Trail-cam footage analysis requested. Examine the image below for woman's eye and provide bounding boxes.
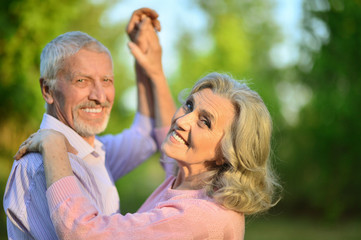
[201,118,211,128]
[185,100,193,112]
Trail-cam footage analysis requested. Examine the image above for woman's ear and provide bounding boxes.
[40,78,54,104]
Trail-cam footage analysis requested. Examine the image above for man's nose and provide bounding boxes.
[89,81,106,103]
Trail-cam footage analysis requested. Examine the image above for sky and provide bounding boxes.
[104,0,303,72]
[102,0,308,124]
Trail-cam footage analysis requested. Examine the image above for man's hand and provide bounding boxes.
[126,7,161,50]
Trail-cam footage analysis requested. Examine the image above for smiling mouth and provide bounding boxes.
[82,108,103,113]
[171,131,189,146]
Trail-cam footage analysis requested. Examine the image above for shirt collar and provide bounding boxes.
[40,113,103,159]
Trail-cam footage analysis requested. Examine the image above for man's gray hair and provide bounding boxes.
[40,31,112,89]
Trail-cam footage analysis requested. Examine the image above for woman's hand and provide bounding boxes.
[14,129,76,188]
[14,129,77,160]
[126,7,161,45]
[128,17,164,82]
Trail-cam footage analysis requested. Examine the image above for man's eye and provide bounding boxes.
[76,79,85,83]
[103,78,113,86]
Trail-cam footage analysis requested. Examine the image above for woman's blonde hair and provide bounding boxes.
[190,72,281,215]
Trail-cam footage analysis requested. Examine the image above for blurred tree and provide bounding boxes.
[0,0,128,153]
[278,0,361,220]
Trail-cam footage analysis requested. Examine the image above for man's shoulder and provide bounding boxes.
[3,152,46,215]
[4,152,45,197]
[15,152,45,176]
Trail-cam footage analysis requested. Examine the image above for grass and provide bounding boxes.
[245,215,361,240]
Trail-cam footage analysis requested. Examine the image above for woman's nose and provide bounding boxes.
[175,112,194,131]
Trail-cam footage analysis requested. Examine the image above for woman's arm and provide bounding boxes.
[46,175,243,240]
[14,129,75,188]
[126,8,160,119]
[128,17,176,128]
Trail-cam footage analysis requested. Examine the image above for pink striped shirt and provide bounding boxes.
[3,113,158,240]
[45,130,245,239]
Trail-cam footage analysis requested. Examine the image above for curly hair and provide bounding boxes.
[189,72,281,215]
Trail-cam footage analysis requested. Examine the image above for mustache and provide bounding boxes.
[75,101,111,109]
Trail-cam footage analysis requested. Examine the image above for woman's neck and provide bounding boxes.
[172,166,208,190]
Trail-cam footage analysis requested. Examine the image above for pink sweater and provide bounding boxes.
[46,175,245,239]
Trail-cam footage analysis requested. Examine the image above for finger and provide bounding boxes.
[139,8,160,31]
[127,8,159,34]
[140,13,160,31]
[126,18,139,34]
[135,17,153,52]
[64,139,78,155]
[128,42,146,66]
[13,150,21,160]
[143,21,161,50]
[126,12,142,35]
[68,145,78,155]
[14,145,28,160]
[136,7,159,19]
[152,19,161,32]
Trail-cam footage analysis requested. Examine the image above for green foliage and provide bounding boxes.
[277,0,361,220]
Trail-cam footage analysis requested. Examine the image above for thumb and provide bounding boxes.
[128,42,147,66]
[63,136,78,155]
[67,144,78,155]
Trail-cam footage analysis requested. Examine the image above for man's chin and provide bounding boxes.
[74,119,108,137]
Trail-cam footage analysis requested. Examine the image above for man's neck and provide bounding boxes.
[82,135,95,147]
[46,112,96,148]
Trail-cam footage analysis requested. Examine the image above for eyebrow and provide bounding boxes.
[189,95,216,123]
[199,109,215,123]
[70,72,114,79]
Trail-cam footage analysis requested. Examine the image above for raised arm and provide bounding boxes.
[127,8,160,118]
[128,16,176,128]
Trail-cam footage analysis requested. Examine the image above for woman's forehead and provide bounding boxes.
[192,89,235,124]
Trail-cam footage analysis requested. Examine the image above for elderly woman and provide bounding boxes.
[15,9,280,240]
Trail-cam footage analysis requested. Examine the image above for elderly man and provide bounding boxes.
[3,8,175,240]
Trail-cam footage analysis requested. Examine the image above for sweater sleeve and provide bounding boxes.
[46,176,244,240]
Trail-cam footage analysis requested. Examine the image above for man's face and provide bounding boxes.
[47,48,115,142]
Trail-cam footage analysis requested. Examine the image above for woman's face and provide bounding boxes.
[162,88,235,173]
